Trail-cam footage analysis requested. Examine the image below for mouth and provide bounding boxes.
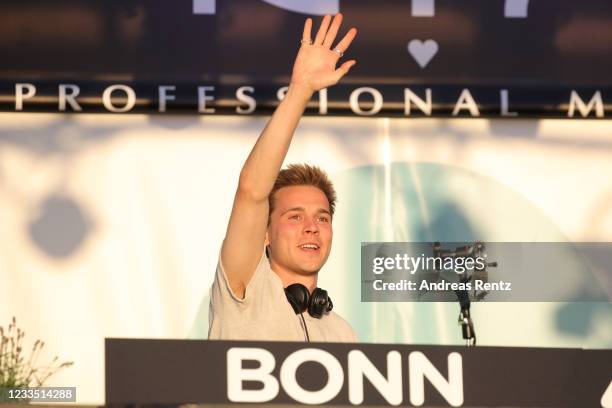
[298,243,321,252]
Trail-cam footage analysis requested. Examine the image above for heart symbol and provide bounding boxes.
[407,39,439,68]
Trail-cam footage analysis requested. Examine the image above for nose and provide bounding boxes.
[303,216,319,234]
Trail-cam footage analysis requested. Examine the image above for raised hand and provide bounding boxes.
[290,14,357,96]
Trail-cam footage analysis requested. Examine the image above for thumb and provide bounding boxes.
[331,60,357,84]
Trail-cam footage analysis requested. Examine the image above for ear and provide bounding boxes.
[264,231,271,259]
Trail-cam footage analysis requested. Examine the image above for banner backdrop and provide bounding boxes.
[0,0,611,117]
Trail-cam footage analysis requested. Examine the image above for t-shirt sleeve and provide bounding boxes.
[349,326,359,343]
[338,314,359,343]
[210,245,268,310]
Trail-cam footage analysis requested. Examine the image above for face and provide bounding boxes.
[265,185,333,276]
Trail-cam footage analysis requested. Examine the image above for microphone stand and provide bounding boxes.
[432,242,497,347]
[455,285,476,346]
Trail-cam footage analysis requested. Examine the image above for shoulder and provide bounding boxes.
[326,311,358,342]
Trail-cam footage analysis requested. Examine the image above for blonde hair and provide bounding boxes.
[269,164,337,219]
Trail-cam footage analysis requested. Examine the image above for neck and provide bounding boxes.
[269,260,318,293]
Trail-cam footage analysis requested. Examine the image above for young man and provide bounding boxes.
[208,14,358,342]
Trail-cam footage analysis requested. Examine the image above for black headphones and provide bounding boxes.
[284,283,333,318]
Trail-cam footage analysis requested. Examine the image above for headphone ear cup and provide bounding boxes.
[309,288,332,318]
[326,296,333,313]
[284,283,310,314]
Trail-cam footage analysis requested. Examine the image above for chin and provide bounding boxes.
[296,263,323,275]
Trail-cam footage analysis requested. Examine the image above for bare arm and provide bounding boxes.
[221,14,357,298]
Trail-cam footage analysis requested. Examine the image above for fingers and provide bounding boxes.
[340,59,357,72]
[302,18,312,43]
[323,13,342,48]
[313,14,332,45]
[331,60,357,84]
[332,27,357,54]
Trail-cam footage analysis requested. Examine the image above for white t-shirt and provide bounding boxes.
[208,249,357,342]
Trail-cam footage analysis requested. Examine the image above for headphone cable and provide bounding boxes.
[299,313,310,342]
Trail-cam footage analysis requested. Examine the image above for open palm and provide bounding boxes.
[291,14,357,93]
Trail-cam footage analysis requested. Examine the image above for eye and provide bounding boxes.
[289,214,301,221]
[318,216,330,223]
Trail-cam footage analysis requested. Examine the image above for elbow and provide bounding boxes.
[237,175,269,203]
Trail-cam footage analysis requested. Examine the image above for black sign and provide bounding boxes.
[105,339,611,407]
[1,0,611,117]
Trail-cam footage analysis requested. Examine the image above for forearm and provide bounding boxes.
[238,84,313,200]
